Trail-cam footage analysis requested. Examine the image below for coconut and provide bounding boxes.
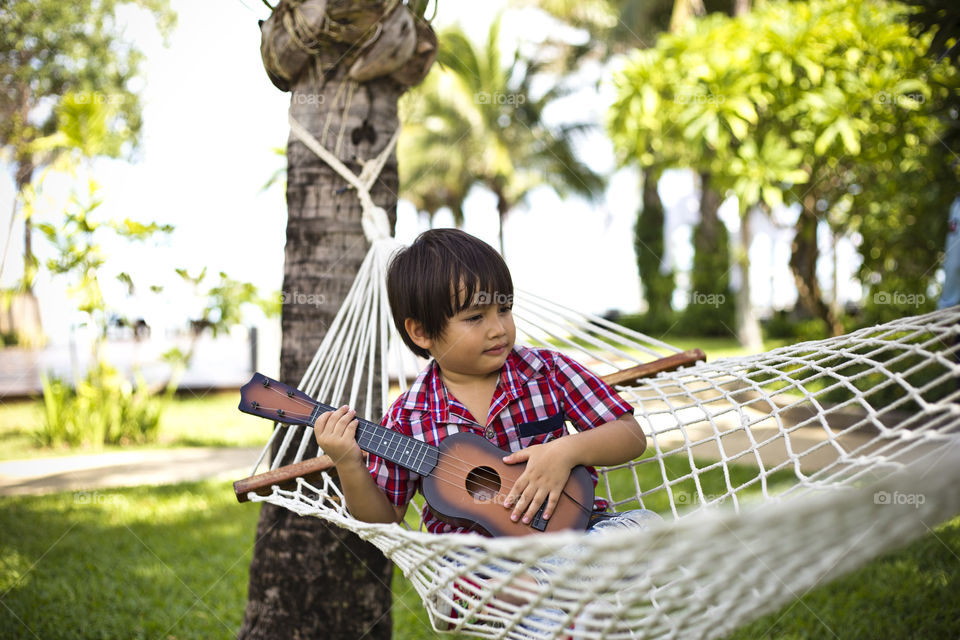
[259,0,328,92]
[390,14,438,87]
[322,0,389,45]
[348,5,416,83]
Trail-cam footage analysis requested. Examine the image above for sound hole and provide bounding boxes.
[465,466,501,503]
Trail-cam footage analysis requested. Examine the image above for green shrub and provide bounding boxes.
[35,361,164,448]
[762,311,830,342]
[674,300,736,337]
[617,310,680,337]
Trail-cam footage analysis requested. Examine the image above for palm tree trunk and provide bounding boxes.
[636,165,674,317]
[238,69,398,640]
[15,158,34,290]
[735,207,763,350]
[669,0,705,32]
[496,194,508,259]
[687,171,733,333]
[790,201,843,336]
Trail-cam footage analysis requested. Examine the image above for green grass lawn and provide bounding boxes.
[665,335,792,361]
[0,479,261,639]
[2,469,956,639]
[0,390,269,461]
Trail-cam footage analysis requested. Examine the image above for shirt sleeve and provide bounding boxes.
[552,352,635,431]
[365,405,419,507]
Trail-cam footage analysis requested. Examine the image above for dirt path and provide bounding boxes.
[0,447,261,496]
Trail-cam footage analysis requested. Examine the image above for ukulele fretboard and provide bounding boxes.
[309,400,438,476]
[355,422,438,476]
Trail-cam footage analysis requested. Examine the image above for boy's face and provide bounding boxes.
[410,289,516,379]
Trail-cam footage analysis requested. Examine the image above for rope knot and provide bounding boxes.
[362,205,392,242]
[288,112,399,244]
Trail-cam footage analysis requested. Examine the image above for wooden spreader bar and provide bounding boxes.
[233,348,706,502]
[599,349,705,387]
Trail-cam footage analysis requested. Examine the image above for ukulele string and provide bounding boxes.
[255,386,596,513]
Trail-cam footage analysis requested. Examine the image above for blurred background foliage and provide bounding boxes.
[1,2,277,448]
[608,0,958,337]
[399,0,959,347]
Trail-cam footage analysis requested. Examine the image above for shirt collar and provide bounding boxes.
[401,345,546,424]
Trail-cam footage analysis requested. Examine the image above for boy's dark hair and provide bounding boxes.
[386,228,513,359]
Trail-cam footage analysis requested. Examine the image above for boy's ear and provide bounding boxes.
[404,318,434,351]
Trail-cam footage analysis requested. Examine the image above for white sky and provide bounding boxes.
[0,0,859,347]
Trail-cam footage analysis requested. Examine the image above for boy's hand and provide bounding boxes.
[501,441,576,525]
[313,405,364,467]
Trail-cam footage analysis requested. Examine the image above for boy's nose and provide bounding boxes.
[487,314,506,336]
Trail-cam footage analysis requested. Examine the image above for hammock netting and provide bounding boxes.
[240,238,960,639]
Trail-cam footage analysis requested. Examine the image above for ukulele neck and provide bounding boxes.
[239,373,439,476]
[311,401,438,476]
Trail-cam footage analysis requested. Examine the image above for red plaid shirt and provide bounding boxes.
[367,345,635,534]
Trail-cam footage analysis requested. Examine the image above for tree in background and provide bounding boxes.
[634,166,675,320]
[24,93,274,448]
[0,1,175,300]
[901,0,960,150]
[526,0,745,335]
[400,16,604,258]
[2,4,275,444]
[26,92,173,446]
[609,0,959,342]
[684,171,735,335]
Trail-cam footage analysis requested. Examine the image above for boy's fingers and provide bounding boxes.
[507,483,529,520]
[504,474,529,510]
[343,417,358,438]
[510,494,527,522]
[334,411,356,437]
[317,406,346,428]
[522,488,548,524]
[502,449,529,464]
[541,492,560,521]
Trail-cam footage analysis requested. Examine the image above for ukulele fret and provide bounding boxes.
[354,422,434,475]
[356,427,372,451]
[411,440,427,475]
[308,402,322,425]
[388,432,402,462]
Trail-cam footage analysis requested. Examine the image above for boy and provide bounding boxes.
[313,228,652,534]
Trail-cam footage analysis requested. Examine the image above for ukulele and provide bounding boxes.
[238,372,595,537]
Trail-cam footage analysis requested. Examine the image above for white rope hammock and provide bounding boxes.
[239,117,960,639]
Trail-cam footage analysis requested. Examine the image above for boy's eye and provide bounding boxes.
[466,314,482,322]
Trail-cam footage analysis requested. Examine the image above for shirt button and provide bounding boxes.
[484,426,496,440]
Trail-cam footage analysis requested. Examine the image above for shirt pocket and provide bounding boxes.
[517,411,566,448]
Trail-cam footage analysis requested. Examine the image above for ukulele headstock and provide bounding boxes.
[239,373,316,426]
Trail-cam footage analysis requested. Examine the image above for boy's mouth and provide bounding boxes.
[484,343,508,354]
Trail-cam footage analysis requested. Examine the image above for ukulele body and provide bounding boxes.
[421,431,594,536]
